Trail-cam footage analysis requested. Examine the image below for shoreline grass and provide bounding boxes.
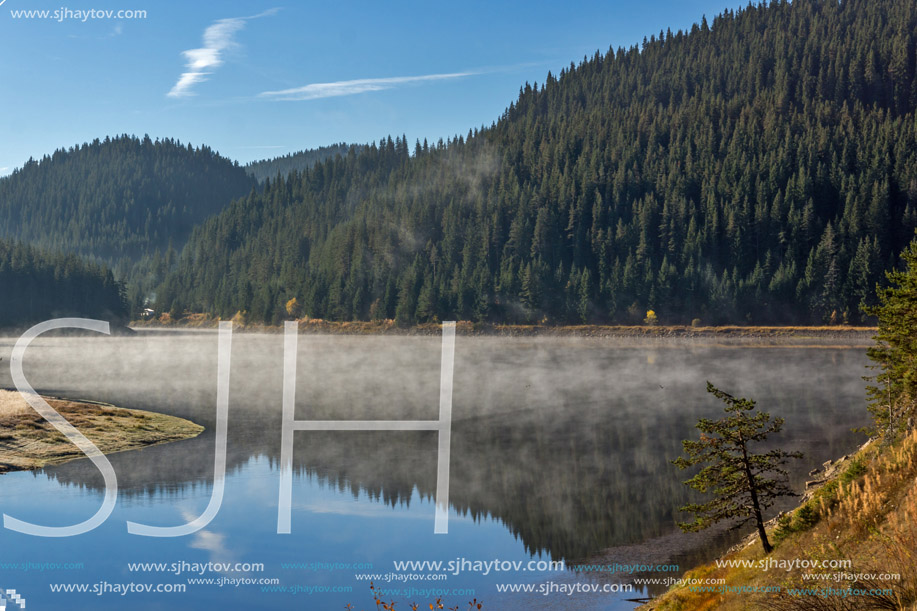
[0,389,203,473]
[638,431,917,610]
[131,313,877,340]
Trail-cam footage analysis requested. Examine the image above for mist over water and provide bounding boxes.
[0,330,870,609]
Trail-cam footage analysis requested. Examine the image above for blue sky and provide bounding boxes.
[0,0,748,175]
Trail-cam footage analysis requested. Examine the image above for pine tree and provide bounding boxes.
[864,236,917,437]
[672,383,802,554]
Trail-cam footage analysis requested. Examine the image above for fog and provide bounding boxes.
[0,328,871,569]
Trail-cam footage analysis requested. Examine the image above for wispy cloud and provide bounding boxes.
[168,8,279,98]
[259,71,478,101]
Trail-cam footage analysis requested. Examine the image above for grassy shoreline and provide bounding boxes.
[0,390,203,473]
[637,431,917,610]
[132,314,877,340]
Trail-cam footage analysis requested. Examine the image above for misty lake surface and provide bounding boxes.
[0,329,870,610]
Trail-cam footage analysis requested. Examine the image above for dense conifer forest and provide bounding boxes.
[0,135,254,264]
[0,239,127,328]
[3,0,916,327]
[155,0,917,325]
[244,143,355,183]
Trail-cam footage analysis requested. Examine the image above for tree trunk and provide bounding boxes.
[752,496,772,554]
[741,439,773,554]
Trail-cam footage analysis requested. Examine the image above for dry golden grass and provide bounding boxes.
[642,431,917,611]
[131,315,877,339]
[0,392,203,472]
[836,472,886,531]
[0,389,32,417]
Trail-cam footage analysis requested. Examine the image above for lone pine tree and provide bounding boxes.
[672,383,802,554]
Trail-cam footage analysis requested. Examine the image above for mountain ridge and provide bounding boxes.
[155,0,917,326]
[0,134,255,264]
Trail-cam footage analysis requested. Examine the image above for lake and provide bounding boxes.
[0,329,871,609]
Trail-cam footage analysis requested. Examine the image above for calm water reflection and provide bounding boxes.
[0,331,870,609]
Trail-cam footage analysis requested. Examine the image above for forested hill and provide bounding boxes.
[244,143,355,182]
[0,240,127,329]
[0,135,254,264]
[160,0,917,325]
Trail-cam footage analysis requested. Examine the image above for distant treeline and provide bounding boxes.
[157,0,917,325]
[244,143,356,183]
[0,239,127,329]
